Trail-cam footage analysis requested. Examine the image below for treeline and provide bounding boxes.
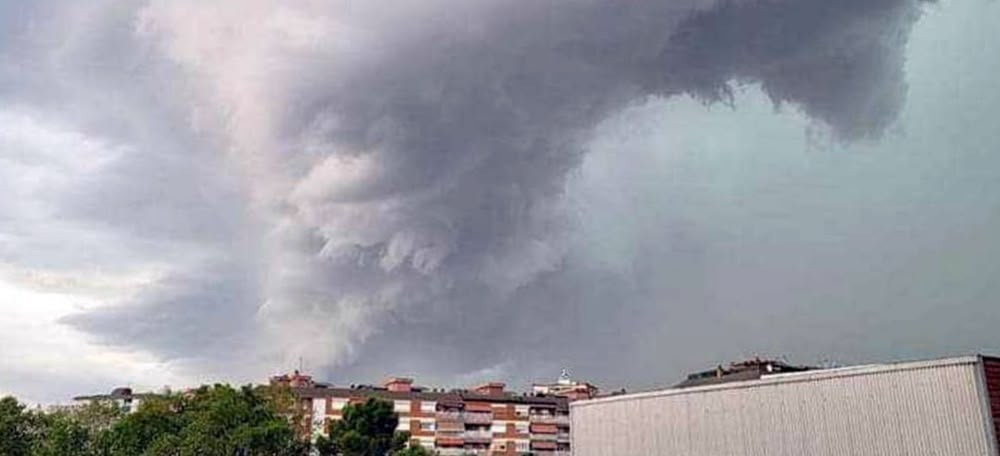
[0,385,434,456]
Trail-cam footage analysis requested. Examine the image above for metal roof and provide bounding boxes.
[573,354,989,409]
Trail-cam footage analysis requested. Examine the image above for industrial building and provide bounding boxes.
[571,355,1000,456]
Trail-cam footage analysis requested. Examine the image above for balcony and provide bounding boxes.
[531,433,558,441]
[529,414,557,423]
[530,414,570,426]
[436,411,463,422]
[434,449,488,456]
[435,436,465,447]
[434,449,466,456]
[531,440,558,451]
[436,422,465,434]
[463,430,492,443]
[556,432,570,442]
[530,422,559,435]
[461,412,493,425]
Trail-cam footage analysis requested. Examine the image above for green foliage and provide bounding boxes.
[391,444,437,456]
[322,398,410,456]
[0,396,35,456]
[29,412,94,456]
[0,385,312,456]
[103,395,185,455]
[104,384,309,456]
[314,434,338,456]
[67,401,124,433]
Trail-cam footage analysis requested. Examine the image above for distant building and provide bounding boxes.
[273,373,585,456]
[73,387,155,414]
[531,370,599,401]
[673,358,814,388]
[571,354,1000,456]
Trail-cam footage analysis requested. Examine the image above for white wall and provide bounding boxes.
[572,358,998,456]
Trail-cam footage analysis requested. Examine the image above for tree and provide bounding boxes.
[103,394,185,455]
[0,387,311,456]
[391,444,437,456]
[0,396,35,456]
[103,384,309,456]
[255,384,308,439]
[322,398,410,456]
[67,401,123,434]
[314,434,338,456]
[29,411,94,456]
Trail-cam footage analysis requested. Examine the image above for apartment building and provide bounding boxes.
[274,373,575,456]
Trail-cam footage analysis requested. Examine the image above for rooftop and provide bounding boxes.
[674,358,814,388]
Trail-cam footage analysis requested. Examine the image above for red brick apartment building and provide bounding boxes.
[272,372,591,456]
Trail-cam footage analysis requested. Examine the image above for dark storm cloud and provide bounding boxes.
[185,0,922,376]
[63,262,260,360]
[3,0,940,385]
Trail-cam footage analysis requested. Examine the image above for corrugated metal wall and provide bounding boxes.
[985,357,1000,449]
[572,359,996,456]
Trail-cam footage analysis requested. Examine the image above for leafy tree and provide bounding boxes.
[1,386,312,456]
[0,396,35,456]
[0,397,122,456]
[104,384,308,456]
[103,394,185,455]
[322,398,410,456]
[314,434,338,456]
[255,384,308,438]
[391,444,437,456]
[67,401,123,434]
[29,411,94,456]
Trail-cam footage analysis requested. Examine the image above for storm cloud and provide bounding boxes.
[7,0,1000,400]
[134,0,925,370]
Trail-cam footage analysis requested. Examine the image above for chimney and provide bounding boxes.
[384,377,414,393]
[474,382,506,396]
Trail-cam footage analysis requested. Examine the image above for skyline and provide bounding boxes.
[2,0,1000,405]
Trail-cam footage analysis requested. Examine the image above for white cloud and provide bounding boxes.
[0,277,192,405]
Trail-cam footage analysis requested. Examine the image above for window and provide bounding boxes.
[420,401,437,413]
[312,398,327,415]
[491,422,507,434]
[397,418,410,432]
[330,398,348,410]
[515,441,529,452]
[515,422,528,434]
[420,421,435,431]
[394,400,411,413]
[514,405,529,417]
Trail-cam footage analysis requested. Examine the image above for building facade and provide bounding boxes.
[571,355,1000,456]
[531,369,599,402]
[276,374,575,456]
[73,387,152,414]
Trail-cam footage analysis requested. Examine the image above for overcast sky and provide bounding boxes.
[1,0,999,404]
